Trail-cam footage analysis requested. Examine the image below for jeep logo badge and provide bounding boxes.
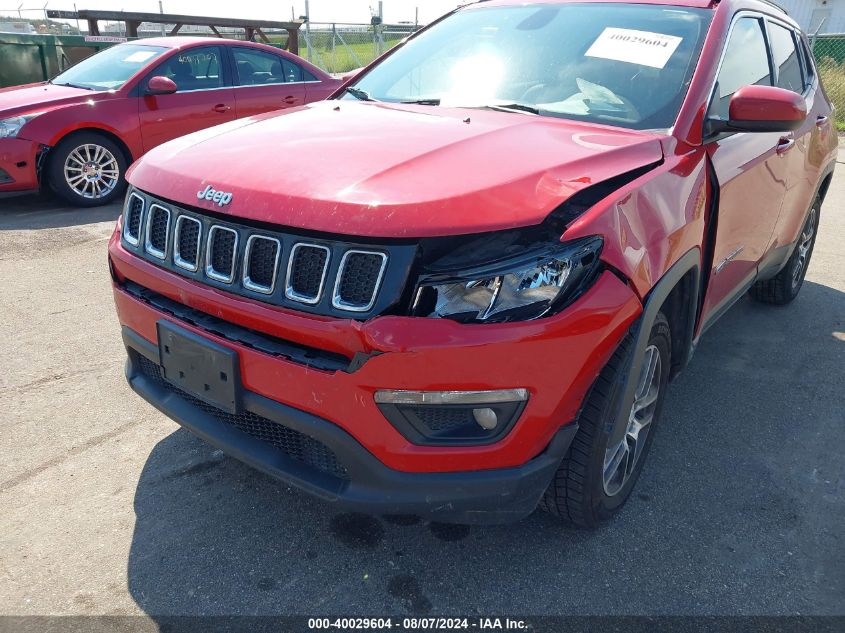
[197,184,233,207]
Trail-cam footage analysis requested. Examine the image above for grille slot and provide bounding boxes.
[135,354,349,480]
[333,250,387,312]
[206,226,238,283]
[243,235,281,294]
[286,243,330,304]
[123,193,145,246]
[144,204,171,259]
[173,215,202,271]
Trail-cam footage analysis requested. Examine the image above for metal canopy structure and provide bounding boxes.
[46,9,303,53]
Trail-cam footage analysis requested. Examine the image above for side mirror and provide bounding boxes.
[706,85,807,136]
[337,68,362,85]
[146,75,177,95]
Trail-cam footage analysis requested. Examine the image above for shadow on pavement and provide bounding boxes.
[125,282,845,616]
[0,192,122,230]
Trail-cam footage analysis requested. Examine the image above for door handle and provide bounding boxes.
[283,95,296,104]
[816,115,829,127]
[776,135,795,155]
[212,103,231,113]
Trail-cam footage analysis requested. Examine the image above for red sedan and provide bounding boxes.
[0,37,340,206]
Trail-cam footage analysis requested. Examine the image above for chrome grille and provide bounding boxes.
[174,216,202,271]
[144,204,170,259]
[286,243,330,304]
[123,193,145,245]
[206,226,238,283]
[243,235,281,294]
[120,190,406,318]
[333,251,388,312]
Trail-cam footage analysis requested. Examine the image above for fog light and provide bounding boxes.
[374,389,528,446]
[472,407,498,430]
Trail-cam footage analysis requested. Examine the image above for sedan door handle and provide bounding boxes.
[816,115,829,127]
[776,135,795,155]
[283,95,296,104]
[212,103,231,113]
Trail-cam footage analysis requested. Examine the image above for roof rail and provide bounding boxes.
[758,0,789,15]
[711,0,788,14]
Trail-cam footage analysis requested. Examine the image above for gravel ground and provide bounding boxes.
[0,152,843,619]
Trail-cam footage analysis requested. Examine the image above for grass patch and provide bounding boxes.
[269,31,404,74]
[817,57,845,130]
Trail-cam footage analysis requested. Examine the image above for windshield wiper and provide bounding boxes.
[400,98,441,105]
[481,103,540,115]
[51,81,95,91]
[345,87,377,102]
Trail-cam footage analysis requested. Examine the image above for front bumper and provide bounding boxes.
[124,326,577,524]
[110,221,642,521]
[0,137,40,191]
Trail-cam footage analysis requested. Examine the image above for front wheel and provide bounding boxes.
[46,132,127,207]
[539,313,671,528]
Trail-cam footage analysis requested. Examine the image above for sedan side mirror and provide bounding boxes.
[706,85,807,136]
[339,68,362,85]
[146,75,177,95]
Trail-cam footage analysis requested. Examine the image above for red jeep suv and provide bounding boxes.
[108,0,838,526]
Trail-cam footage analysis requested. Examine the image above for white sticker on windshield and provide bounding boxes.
[123,51,156,63]
[585,28,682,69]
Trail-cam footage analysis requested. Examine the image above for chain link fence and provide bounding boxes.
[813,34,845,131]
[298,23,418,75]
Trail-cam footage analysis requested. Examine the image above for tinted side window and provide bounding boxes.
[282,58,304,82]
[157,46,224,92]
[233,48,288,85]
[769,23,803,93]
[709,17,771,120]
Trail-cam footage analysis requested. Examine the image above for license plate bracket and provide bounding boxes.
[157,320,240,414]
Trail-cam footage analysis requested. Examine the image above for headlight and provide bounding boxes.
[0,114,41,139]
[413,236,603,323]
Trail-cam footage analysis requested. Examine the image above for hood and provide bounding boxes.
[0,82,105,117]
[128,101,665,238]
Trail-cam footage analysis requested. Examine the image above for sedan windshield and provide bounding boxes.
[51,44,169,91]
[348,3,712,130]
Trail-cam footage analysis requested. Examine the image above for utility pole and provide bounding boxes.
[415,6,419,30]
[377,0,384,55]
[304,0,312,62]
[159,0,165,36]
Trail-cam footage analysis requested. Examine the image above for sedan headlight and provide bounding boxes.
[413,236,603,323]
[0,114,41,139]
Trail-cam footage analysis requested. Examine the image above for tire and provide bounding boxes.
[749,199,820,305]
[539,313,671,528]
[46,132,128,207]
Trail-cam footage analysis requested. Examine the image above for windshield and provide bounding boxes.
[51,44,169,91]
[348,3,712,130]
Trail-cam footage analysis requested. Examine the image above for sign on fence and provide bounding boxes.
[84,36,128,43]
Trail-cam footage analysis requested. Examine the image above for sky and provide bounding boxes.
[2,0,467,26]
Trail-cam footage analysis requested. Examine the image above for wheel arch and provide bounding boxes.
[817,165,835,205]
[43,127,134,184]
[605,248,701,450]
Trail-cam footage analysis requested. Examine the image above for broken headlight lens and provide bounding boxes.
[414,236,603,323]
